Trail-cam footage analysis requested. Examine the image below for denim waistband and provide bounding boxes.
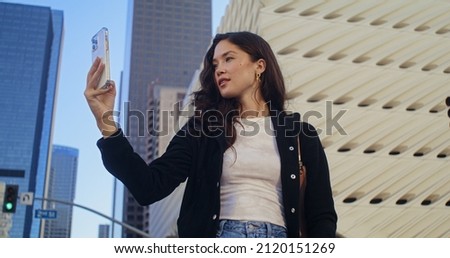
[216,219,287,238]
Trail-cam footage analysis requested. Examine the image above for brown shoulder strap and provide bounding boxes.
[298,135,306,189]
[298,135,307,237]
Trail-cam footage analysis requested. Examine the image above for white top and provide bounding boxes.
[220,116,286,227]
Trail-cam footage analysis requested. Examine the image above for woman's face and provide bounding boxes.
[212,39,263,100]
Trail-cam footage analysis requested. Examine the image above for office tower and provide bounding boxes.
[43,145,78,238]
[198,0,450,237]
[0,3,63,238]
[98,224,110,238]
[116,0,211,237]
[147,86,185,237]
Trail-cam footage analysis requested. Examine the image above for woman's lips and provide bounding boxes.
[218,78,230,87]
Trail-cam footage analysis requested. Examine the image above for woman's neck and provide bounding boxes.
[238,86,269,118]
[239,100,269,118]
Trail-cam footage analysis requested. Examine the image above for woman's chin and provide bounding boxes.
[219,92,236,99]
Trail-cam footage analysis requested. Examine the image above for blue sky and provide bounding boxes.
[2,0,228,237]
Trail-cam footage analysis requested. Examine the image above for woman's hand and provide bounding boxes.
[84,57,118,137]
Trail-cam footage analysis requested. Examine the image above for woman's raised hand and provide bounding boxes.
[84,57,118,137]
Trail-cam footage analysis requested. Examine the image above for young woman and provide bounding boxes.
[84,31,337,238]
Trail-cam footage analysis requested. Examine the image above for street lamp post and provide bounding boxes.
[35,197,150,238]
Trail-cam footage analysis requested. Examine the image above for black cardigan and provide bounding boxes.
[97,111,337,237]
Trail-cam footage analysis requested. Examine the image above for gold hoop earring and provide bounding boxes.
[256,73,261,82]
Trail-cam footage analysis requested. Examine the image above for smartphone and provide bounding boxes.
[91,27,110,89]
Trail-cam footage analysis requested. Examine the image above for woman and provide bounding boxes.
[84,31,337,238]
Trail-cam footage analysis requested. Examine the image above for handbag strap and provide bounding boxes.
[298,137,306,182]
[298,135,307,237]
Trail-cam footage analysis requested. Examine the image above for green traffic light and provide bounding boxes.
[5,202,13,211]
[2,184,19,213]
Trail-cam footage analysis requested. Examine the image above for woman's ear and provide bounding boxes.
[256,58,266,74]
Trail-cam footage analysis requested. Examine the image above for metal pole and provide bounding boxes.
[34,197,150,238]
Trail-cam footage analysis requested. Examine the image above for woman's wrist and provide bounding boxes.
[96,113,118,138]
[100,126,118,138]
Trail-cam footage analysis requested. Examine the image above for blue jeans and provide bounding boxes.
[216,219,287,238]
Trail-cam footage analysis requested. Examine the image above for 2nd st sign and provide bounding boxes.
[34,209,57,219]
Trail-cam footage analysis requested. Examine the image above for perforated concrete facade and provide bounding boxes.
[209,0,450,237]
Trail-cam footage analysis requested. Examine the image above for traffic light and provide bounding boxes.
[2,184,18,213]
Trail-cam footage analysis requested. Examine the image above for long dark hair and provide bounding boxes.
[193,31,286,147]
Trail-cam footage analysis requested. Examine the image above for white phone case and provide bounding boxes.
[91,27,110,89]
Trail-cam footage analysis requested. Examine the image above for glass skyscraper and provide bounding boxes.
[0,3,63,237]
[43,145,78,238]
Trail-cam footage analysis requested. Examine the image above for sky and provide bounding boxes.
[2,0,228,237]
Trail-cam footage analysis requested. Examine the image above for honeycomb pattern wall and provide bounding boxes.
[212,0,450,237]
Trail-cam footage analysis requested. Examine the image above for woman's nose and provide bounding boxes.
[216,67,225,76]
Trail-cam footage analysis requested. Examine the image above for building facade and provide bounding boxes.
[0,3,63,238]
[43,145,78,238]
[147,86,186,237]
[98,224,110,238]
[115,0,211,237]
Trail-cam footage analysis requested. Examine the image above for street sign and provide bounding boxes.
[34,209,57,219]
[20,192,34,205]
